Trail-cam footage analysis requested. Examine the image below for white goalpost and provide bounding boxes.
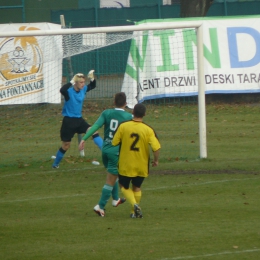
[60,15,86,158]
[0,21,207,167]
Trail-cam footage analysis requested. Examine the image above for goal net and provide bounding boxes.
[0,21,206,168]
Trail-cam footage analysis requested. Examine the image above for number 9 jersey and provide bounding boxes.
[95,108,132,153]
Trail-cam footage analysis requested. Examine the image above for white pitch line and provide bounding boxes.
[144,177,260,191]
[0,194,87,203]
[0,176,259,204]
[160,248,260,260]
[0,166,102,178]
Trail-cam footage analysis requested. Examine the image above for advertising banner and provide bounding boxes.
[0,23,62,105]
[100,0,130,8]
[122,17,260,108]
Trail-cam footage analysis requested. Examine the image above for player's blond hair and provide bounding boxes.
[75,73,85,82]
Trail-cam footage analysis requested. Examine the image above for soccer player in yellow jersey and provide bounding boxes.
[112,103,161,218]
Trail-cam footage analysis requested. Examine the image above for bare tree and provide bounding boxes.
[179,0,213,17]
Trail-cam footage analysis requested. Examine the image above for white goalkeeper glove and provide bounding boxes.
[70,73,85,85]
[87,70,95,82]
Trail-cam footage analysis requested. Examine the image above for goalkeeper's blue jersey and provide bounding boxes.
[62,85,88,117]
[94,108,132,153]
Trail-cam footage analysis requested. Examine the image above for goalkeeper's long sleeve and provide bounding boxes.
[60,82,72,101]
[82,123,100,141]
[87,79,96,92]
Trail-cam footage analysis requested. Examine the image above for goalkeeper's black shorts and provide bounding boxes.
[60,116,91,142]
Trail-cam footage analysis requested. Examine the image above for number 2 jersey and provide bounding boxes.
[112,120,161,177]
[94,108,132,154]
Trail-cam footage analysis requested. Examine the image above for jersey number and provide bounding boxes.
[130,133,140,151]
[109,119,118,138]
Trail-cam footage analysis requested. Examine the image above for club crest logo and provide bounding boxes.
[0,26,44,103]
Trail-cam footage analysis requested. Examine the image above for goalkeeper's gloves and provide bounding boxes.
[70,73,85,85]
[87,70,95,82]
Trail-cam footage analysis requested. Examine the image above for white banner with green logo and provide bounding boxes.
[122,16,260,108]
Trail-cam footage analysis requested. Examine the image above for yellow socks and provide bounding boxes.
[134,190,142,204]
[132,190,142,214]
[121,187,136,209]
[121,187,142,214]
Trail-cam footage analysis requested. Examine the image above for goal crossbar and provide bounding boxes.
[0,22,203,37]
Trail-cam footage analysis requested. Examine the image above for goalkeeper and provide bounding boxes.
[52,70,103,169]
[78,92,132,217]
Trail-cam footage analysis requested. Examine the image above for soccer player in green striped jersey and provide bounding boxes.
[79,92,132,217]
[112,103,161,218]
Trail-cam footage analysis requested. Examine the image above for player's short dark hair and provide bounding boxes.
[114,92,126,107]
[133,103,146,118]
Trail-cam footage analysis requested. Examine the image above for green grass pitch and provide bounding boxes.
[0,102,260,259]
